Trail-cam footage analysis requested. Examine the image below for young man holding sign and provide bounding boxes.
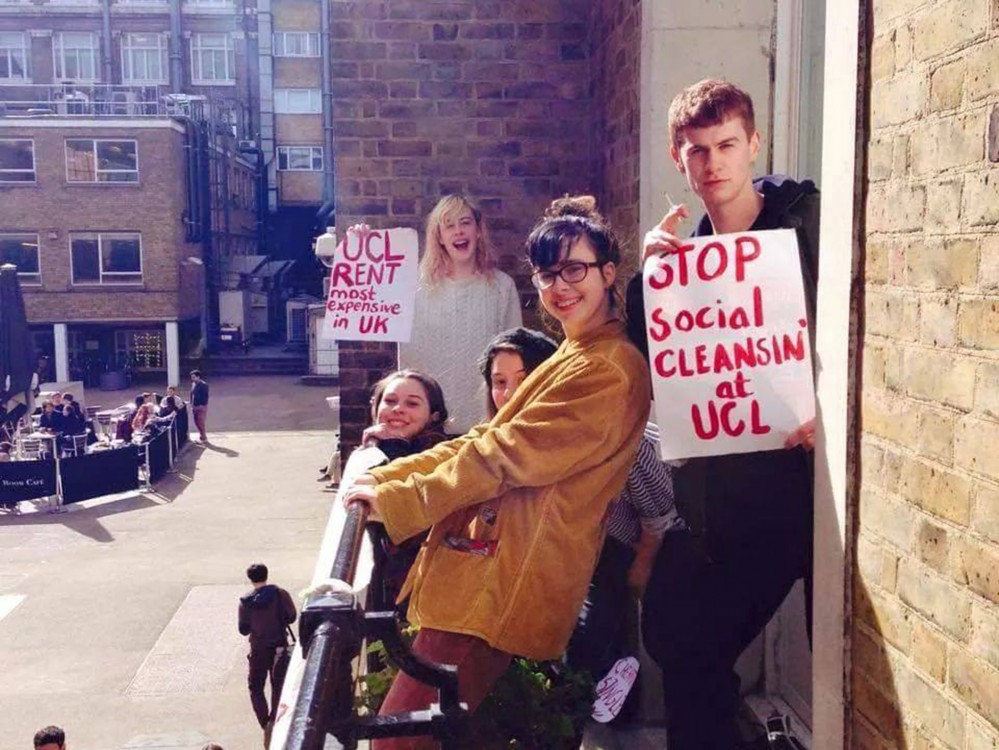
[626,79,820,749]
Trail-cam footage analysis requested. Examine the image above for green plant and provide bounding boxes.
[356,632,594,750]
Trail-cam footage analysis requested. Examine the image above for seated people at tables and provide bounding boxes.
[60,404,86,435]
[132,402,157,432]
[158,395,179,418]
[62,393,84,420]
[39,400,64,432]
[354,369,451,610]
[166,385,185,408]
[342,197,650,747]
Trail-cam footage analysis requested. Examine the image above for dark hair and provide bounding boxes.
[246,563,268,583]
[479,328,558,416]
[202,744,224,750]
[34,726,65,748]
[369,369,449,433]
[525,195,623,321]
[62,393,75,402]
[134,395,145,408]
[668,78,756,149]
[191,369,202,378]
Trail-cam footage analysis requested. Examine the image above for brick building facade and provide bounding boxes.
[853,1,999,747]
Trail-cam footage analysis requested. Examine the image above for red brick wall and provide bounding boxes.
[332,0,598,454]
[590,0,642,263]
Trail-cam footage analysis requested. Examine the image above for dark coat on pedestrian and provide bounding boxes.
[238,584,297,648]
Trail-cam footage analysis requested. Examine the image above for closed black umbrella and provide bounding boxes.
[0,263,36,429]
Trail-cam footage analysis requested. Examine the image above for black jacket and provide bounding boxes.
[238,584,297,648]
[626,175,820,359]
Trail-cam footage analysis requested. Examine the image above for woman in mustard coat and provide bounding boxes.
[345,197,650,749]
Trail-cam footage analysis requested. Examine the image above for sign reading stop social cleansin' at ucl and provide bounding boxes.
[323,227,419,343]
[643,228,816,461]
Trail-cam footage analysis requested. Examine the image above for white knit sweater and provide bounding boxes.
[399,271,523,433]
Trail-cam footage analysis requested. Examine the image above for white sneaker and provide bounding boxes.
[591,655,640,723]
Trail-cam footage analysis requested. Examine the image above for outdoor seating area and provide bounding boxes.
[0,402,190,511]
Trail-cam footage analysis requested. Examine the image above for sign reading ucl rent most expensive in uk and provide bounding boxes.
[643,229,816,460]
[323,227,419,343]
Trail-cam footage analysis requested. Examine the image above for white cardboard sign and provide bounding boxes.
[322,227,419,342]
[642,228,816,460]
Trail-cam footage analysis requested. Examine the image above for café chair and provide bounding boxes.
[62,433,88,458]
[18,438,42,461]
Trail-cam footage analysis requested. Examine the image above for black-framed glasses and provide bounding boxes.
[531,261,604,290]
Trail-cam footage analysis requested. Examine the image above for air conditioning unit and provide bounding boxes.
[237,139,257,152]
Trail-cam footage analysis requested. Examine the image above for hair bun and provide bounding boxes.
[544,194,602,221]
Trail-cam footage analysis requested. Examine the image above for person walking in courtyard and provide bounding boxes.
[238,563,297,741]
[190,369,210,443]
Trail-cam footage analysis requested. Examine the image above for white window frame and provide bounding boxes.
[0,138,35,183]
[277,145,323,171]
[273,31,320,58]
[184,0,232,6]
[274,88,321,114]
[52,31,99,83]
[190,33,234,84]
[0,31,29,82]
[121,32,168,84]
[0,233,41,285]
[70,232,143,285]
[65,139,139,183]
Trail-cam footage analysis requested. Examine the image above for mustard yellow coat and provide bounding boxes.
[369,321,650,659]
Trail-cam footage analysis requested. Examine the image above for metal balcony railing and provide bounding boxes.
[280,464,469,750]
[0,83,231,121]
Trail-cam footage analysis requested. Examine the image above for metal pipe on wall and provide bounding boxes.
[319,0,334,211]
[100,0,113,84]
[169,0,183,93]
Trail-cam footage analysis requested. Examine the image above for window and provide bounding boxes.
[66,139,139,183]
[274,88,321,114]
[0,32,28,81]
[121,33,167,84]
[273,31,320,57]
[70,232,142,284]
[0,234,40,284]
[277,146,323,171]
[53,32,99,82]
[0,139,34,182]
[190,33,233,83]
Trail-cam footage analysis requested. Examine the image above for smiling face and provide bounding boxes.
[437,205,480,273]
[537,235,616,340]
[671,115,760,213]
[374,376,435,440]
[490,350,527,412]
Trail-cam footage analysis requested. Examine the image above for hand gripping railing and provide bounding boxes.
[285,500,469,750]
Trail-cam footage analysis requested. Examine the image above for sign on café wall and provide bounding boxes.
[643,229,816,460]
[323,228,419,343]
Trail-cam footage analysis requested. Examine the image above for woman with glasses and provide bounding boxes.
[343,195,650,749]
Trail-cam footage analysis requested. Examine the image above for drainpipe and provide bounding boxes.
[318,0,334,215]
[100,0,113,84]
[169,0,184,93]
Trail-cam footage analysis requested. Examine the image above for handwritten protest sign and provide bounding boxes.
[642,229,815,460]
[323,227,418,342]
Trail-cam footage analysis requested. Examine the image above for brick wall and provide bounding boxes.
[854,1,999,747]
[590,0,642,261]
[331,0,601,454]
[0,124,196,324]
